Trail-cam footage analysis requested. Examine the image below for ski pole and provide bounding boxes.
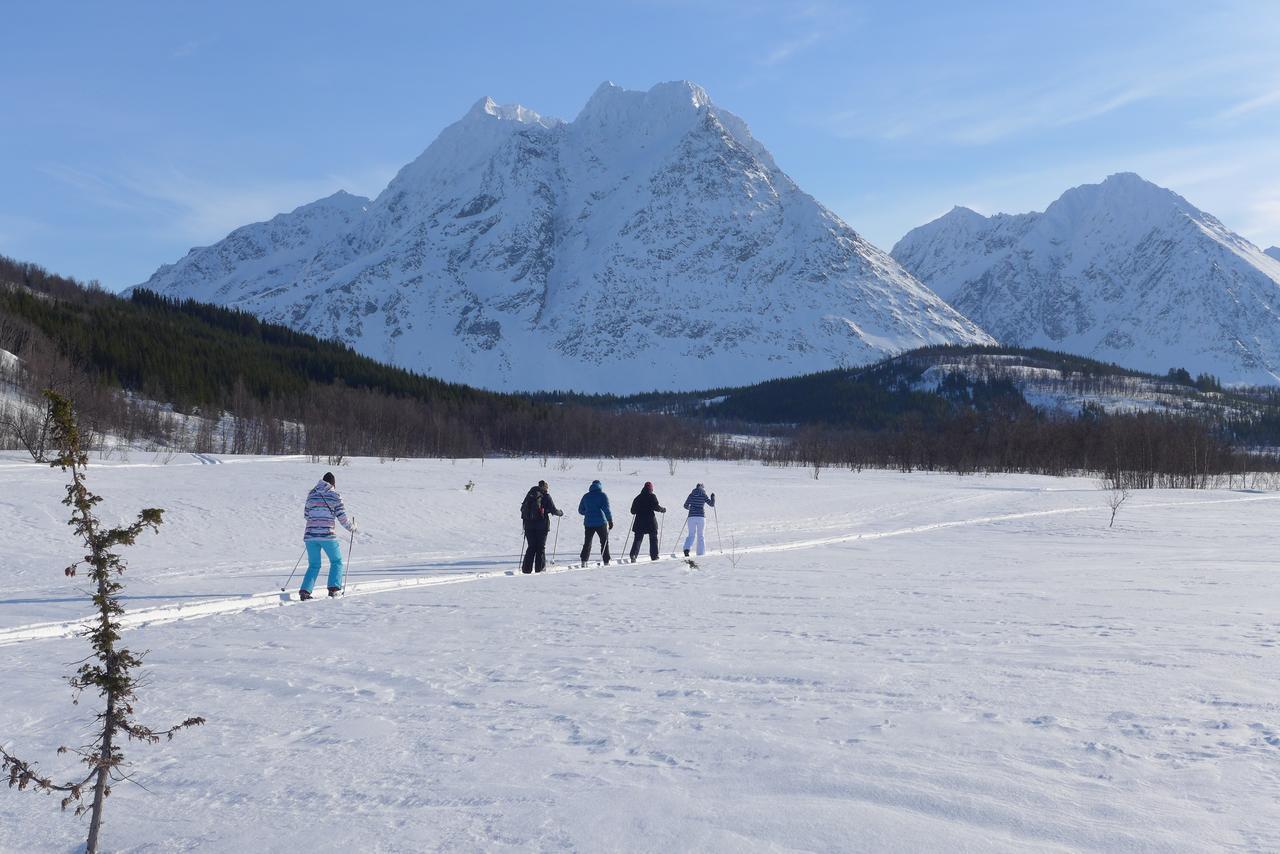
[713,502,723,554]
[675,513,689,556]
[552,515,560,566]
[518,532,527,571]
[280,547,306,591]
[343,528,354,596]
[621,514,635,563]
[658,511,665,556]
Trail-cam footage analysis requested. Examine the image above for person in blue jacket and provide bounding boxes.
[578,479,613,566]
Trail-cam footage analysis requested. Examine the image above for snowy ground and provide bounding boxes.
[1,453,1278,851]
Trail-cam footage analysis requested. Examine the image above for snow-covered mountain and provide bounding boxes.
[1266,246,1280,263]
[136,81,991,393]
[892,173,1280,385]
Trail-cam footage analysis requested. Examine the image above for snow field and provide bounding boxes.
[1,455,1278,851]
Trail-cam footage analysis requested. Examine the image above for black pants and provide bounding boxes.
[523,528,548,573]
[581,525,610,564]
[630,530,658,561]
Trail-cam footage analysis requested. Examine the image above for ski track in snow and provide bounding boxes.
[4,456,1280,851]
[2,491,1275,649]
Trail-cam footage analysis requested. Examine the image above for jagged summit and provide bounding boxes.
[136,81,991,393]
[578,80,712,121]
[892,174,1280,385]
[465,95,561,127]
[306,189,370,211]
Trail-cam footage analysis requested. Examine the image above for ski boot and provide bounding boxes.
[327,586,341,598]
[298,589,313,601]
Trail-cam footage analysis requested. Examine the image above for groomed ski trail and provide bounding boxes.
[2,491,1275,648]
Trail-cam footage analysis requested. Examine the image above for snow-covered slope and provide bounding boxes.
[3,456,1279,850]
[892,174,1280,384]
[1266,246,1280,263]
[140,191,371,306]
[136,81,991,393]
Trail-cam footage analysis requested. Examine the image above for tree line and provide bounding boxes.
[1,253,1277,485]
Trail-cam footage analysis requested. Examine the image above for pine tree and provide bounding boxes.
[1,391,204,853]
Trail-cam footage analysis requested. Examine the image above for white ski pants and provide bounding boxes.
[684,516,706,555]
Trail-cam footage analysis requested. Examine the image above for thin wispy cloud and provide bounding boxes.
[38,164,155,214]
[0,213,48,250]
[42,161,395,248]
[946,82,1155,146]
[755,1,854,67]
[827,55,1232,146]
[761,31,823,66]
[819,9,1277,147]
[1216,86,1280,121]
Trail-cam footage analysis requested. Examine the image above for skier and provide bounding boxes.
[629,481,666,562]
[521,480,563,573]
[682,483,715,556]
[300,472,357,599]
[578,479,613,566]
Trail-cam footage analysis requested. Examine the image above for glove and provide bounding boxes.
[711,493,716,502]
[556,510,564,517]
[349,517,359,533]
[658,507,666,513]
[608,521,614,530]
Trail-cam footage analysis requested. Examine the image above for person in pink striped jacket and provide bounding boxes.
[300,472,358,599]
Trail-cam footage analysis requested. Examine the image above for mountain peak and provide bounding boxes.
[1100,171,1149,187]
[577,80,712,126]
[1041,172,1200,234]
[1068,171,1193,210]
[465,95,561,128]
[939,205,987,224]
[893,174,1280,385]
[1266,246,1280,262]
[307,189,370,212]
[135,80,989,393]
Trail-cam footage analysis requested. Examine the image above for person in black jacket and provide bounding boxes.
[628,481,666,562]
[521,480,563,573]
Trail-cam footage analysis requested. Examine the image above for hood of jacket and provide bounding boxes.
[589,480,602,492]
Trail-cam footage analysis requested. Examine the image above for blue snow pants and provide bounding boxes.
[302,539,344,593]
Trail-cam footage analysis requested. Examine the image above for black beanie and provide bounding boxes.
[323,472,336,486]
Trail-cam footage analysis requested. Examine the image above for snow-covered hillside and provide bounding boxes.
[892,173,1280,385]
[908,351,1239,416]
[2,455,1279,850]
[1266,245,1280,262]
[135,81,991,393]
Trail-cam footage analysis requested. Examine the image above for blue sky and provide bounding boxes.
[4,0,1280,289]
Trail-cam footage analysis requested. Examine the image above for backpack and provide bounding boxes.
[520,489,544,524]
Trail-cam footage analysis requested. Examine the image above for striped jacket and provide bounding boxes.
[304,480,353,540]
[683,487,715,518]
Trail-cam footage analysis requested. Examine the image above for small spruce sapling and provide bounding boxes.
[0,391,204,854]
